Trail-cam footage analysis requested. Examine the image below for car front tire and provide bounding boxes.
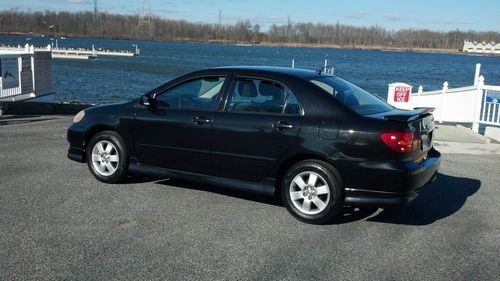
[86,131,128,184]
[281,160,343,224]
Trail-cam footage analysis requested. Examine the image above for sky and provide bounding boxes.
[2,0,500,32]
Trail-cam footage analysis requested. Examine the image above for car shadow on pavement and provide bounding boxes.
[132,172,480,225]
[363,173,481,226]
[125,173,165,184]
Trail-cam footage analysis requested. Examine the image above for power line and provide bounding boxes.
[93,0,98,25]
[138,0,153,36]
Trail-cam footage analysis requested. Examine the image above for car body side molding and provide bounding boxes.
[128,163,276,196]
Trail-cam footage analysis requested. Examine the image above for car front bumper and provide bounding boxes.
[338,148,441,206]
[67,124,87,163]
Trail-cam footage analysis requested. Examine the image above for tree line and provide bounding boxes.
[1,10,499,50]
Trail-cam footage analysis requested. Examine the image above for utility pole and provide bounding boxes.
[138,0,153,37]
[93,0,98,34]
[93,0,98,25]
[287,16,291,42]
[216,10,222,41]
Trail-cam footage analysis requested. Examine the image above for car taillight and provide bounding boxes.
[380,132,420,153]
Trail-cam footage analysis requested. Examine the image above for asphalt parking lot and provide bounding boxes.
[1,116,499,280]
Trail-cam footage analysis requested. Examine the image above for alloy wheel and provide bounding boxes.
[289,171,330,215]
[91,140,119,176]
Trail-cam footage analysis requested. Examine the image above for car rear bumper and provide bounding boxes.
[337,148,441,206]
[67,124,87,163]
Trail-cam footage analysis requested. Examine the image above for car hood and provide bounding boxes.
[83,100,135,116]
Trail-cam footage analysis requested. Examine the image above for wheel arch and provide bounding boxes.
[82,125,117,162]
[274,153,343,195]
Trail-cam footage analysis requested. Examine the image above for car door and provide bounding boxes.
[210,76,304,182]
[133,75,228,174]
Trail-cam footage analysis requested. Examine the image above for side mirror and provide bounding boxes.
[140,95,151,106]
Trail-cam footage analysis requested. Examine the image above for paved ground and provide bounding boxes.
[1,116,499,280]
[434,124,490,144]
[434,124,500,155]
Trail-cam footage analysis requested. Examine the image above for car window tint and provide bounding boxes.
[157,76,225,110]
[310,76,393,115]
[226,78,301,115]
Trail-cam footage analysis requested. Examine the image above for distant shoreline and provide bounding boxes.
[0,31,472,56]
[256,41,462,55]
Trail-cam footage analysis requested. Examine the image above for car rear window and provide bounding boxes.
[309,76,393,115]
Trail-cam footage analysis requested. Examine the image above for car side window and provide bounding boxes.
[226,77,301,115]
[156,76,226,110]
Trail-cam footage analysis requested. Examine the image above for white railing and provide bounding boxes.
[0,55,24,99]
[1,44,53,101]
[387,64,500,133]
[481,85,500,126]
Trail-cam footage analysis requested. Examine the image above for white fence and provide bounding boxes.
[481,85,500,126]
[0,44,53,102]
[387,64,500,133]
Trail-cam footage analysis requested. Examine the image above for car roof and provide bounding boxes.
[206,66,325,79]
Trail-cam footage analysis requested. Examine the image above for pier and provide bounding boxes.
[51,45,139,59]
[0,43,139,60]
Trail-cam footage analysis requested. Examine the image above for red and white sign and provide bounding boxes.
[394,86,411,103]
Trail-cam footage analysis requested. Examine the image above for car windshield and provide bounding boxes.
[309,76,393,115]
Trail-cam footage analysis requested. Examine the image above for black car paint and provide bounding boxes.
[67,66,441,206]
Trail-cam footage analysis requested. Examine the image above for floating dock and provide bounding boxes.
[51,53,95,60]
[0,43,139,60]
[51,46,138,58]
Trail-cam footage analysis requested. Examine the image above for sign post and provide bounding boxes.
[387,83,413,110]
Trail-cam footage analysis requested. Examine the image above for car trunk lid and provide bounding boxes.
[382,107,434,123]
[369,107,436,159]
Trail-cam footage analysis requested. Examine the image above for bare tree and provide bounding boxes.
[1,10,499,50]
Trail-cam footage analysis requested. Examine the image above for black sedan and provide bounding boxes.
[67,66,440,224]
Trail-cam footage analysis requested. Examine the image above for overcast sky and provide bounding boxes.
[3,0,500,32]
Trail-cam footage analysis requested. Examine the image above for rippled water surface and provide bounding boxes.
[1,35,499,104]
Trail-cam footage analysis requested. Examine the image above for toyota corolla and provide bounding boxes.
[67,66,440,224]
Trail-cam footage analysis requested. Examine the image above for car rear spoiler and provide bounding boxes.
[383,107,435,122]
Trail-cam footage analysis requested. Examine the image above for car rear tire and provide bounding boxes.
[281,160,343,224]
[86,131,128,184]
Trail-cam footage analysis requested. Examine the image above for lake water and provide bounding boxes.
[1,35,500,104]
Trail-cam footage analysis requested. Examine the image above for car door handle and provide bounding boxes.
[193,116,211,125]
[273,121,294,130]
